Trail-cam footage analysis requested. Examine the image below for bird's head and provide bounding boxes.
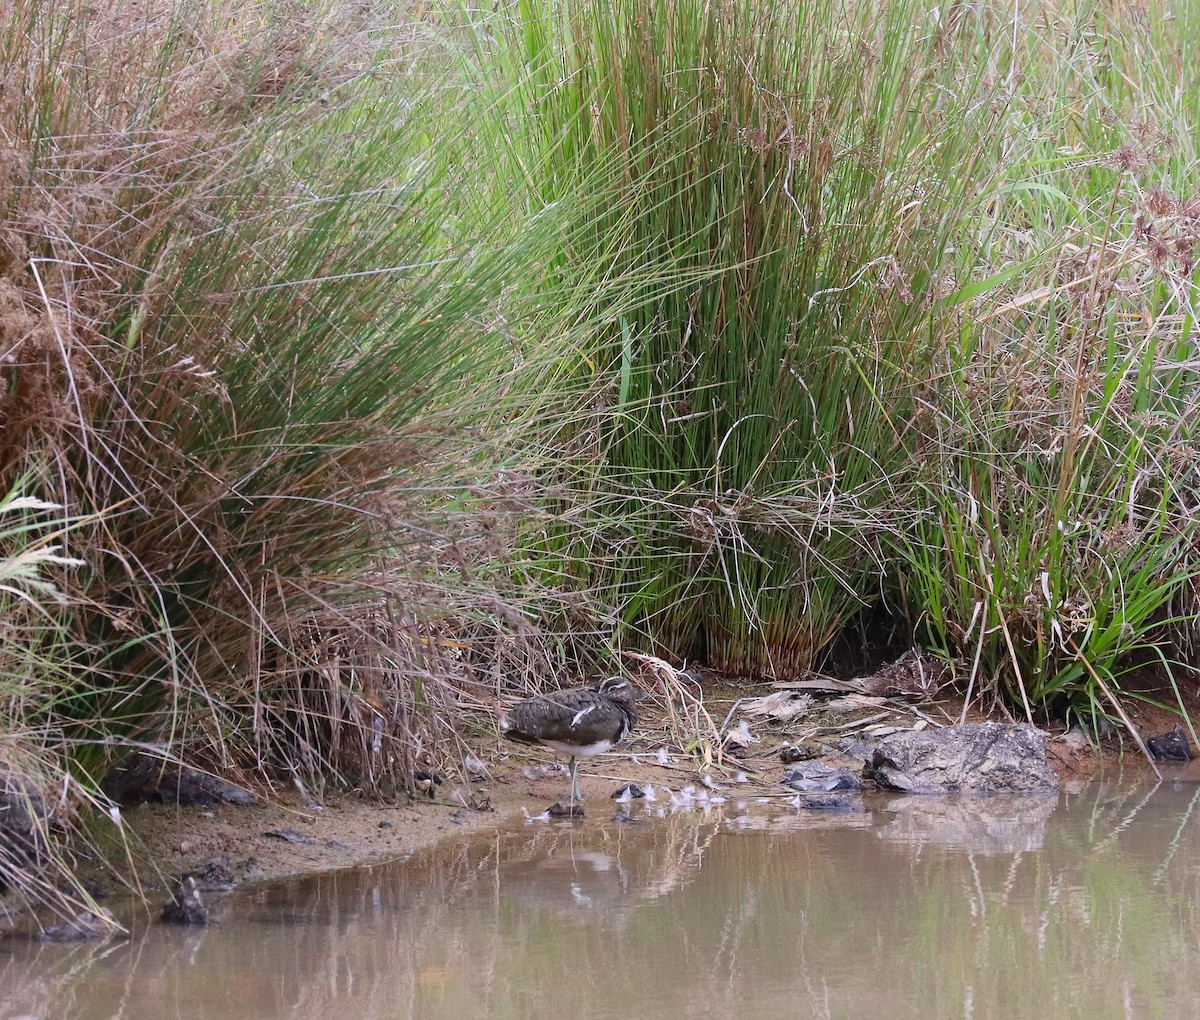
[596,675,639,712]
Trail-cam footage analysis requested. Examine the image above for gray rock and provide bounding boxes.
[837,738,876,762]
[794,793,865,812]
[38,908,119,942]
[101,752,253,807]
[864,722,1058,794]
[546,801,585,819]
[783,762,863,792]
[180,856,237,892]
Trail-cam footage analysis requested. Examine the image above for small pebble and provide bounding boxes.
[263,827,318,846]
[547,801,585,819]
[38,909,119,943]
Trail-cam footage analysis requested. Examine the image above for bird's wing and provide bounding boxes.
[502,689,615,744]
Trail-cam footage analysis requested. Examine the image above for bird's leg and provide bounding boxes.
[568,756,582,803]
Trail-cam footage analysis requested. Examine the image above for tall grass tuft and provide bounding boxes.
[0,0,581,832]
[468,0,996,678]
[0,488,115,920]
[893,0,1200,724]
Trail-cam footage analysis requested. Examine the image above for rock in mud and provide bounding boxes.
[783,761,863,792]
[611,783,645,800]
[794,793,865,813]
[546,801,585,819]
[38,908,120,942]
[263,827,318,846]
[1146,724,1194,762]
[836,738,876,762]
[780,744,821,764]
[161,876,207,925]
[864,722,1058,794]
[101,752,253,807]
[181,856,237,892]
[413,770,443,799]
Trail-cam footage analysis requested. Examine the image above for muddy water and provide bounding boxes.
[4,774,1200,1020]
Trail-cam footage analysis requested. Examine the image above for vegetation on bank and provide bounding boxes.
[1,0,1198,914]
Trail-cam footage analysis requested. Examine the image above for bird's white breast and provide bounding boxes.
[541,738,615,758]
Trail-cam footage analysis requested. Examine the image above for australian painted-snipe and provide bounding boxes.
[500,676,638,802]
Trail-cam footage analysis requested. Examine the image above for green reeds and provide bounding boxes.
[894,0,1200,720]
[0,488,118,919]
[475,0,994,677]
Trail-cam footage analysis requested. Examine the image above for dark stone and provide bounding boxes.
[413,770,443,799]
[784,760,834,780]
[864,723,1058,794]
[794,794,865,812]
[377,820,394,829]
[449,808,471,824]
[780,745,820,764]
[263,827,318,846]
[161,877,207,925]
[236,857,265,881]
[101,752,253,807]
[837,738,876,762]
[611,783,645,800]
[783,763,862,792]
[546,801,585,819]
[38,908,119,942]
[1146,724,1194,762]
[612,813,644,824]
[181,856,236,892]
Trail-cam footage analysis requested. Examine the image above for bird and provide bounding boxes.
[499,676,639,802]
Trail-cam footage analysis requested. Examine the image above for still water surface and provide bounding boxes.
[4,773,1200,1019]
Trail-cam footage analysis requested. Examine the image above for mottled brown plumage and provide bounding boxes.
[500,676,638,801]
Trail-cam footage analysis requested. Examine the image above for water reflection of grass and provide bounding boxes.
[898,783,1200,1018]
[6,788,1200,1018]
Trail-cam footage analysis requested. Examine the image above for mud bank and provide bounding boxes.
[102,694,1166,899]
